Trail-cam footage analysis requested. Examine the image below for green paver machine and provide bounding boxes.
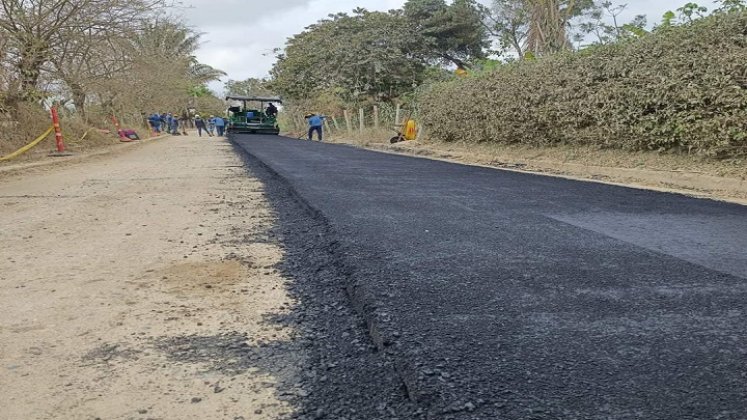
[225,95,282,135]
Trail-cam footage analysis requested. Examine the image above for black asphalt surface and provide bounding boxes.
[233,135,747,420]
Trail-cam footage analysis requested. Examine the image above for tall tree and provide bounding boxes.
[0,0,166,102]
[403,0,489,68]
[524,0,594,55]
[486,0,530,58]
[270,9,426,101]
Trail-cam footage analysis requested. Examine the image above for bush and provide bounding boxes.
[418,11,747,157]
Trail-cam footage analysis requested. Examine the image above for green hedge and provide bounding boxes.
[418,12,747,157]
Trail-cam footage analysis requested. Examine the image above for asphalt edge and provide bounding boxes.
[330,140,747,207]
[228,137,431,409]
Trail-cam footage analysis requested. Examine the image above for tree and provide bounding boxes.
[486,0,530,58]
[485,0,597,58]
[0,0,167,102]
[524,0,595,55]
[715,0,747,12]
[270,9,426,101]
[659,2,709,28]
[578,1,647,45]
[403,0,489,68]
[225,78,274,97]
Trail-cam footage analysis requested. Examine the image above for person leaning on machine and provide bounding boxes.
[305,113,325,142]
[266,103,278,118]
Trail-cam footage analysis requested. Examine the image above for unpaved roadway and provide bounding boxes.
[0,135,301,419]
[235,134,747,420]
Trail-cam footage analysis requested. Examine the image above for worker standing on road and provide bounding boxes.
[214,116,226,137]
[306,113,325,142]
[148,113,161,134]
[194,115,211,137]
[207,115,216,136]
[170,115,180,135]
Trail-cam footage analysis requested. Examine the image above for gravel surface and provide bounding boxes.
[233,134,747,420]
[0,135,302,419]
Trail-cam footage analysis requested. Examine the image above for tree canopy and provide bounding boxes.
[0,0,224,120]
[270,1,489,103]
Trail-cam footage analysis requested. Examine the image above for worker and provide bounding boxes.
[207,115,216,136]
[148,113,161,134]
[169,115,180,135]
[214,116,226,137]
[306,113,325,142]
[266,103,278,118]
[194,115,211,137]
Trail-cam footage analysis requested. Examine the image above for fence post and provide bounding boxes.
[50,107,65,153]
[395,104,401,126]
[331,116,340,131]
[359,108,365,134]
[324,119,332,136]
[344,110,352,134]
[373,105,379,130]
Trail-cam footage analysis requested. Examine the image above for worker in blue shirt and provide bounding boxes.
[306,113,325,142]
[148,113,161,134]
[213,116,226,136]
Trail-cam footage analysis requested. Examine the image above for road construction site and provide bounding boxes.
[1,133,746,419]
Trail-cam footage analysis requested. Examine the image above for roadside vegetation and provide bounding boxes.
[243,0,747,158]
[0,0,225,157]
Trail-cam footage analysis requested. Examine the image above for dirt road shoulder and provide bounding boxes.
[0,135,302,419]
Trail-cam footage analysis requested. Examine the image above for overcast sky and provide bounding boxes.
[180,0,721,92]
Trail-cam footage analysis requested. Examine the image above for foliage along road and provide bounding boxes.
[234,134,747,420]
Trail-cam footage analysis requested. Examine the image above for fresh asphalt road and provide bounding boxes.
[234,135,747,419]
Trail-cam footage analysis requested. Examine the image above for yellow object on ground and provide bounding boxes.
[455,67,468,77]
[0,127,54,162]
[404,119,417,140]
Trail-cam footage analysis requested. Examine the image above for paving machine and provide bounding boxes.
[225,95,282,135]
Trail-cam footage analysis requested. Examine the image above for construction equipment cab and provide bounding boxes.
[225,95,282,135]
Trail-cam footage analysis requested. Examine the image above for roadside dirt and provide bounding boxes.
[0,135,303,419]
[329,134,747,206]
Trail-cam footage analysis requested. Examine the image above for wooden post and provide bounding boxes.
[344,110,352,134]
[359,108,365,133]
[395,104,401,126]
[331,116,340,131]
[324,119,332,135]
[373,105,379,130]
[416,123,425,141]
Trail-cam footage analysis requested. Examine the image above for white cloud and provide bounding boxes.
[180,0,722,93]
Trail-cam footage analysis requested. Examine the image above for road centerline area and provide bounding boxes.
[234,134,747,420]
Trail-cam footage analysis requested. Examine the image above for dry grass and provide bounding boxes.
[0,106,121,162]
